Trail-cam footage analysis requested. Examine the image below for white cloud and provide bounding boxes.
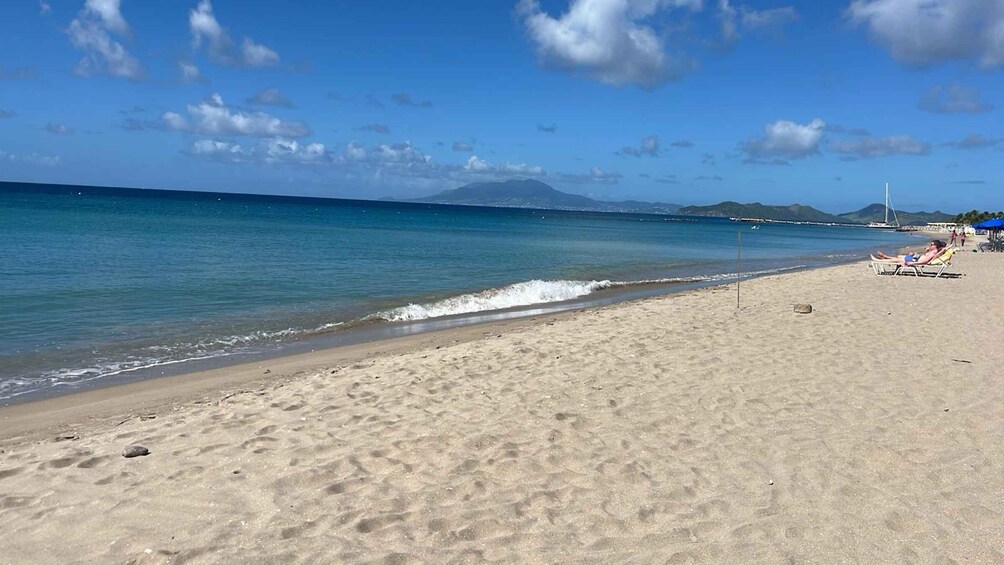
[85,0,129,34]
[718,0,797,43]
[918,84,993,114]
[242,38,280,67]
[66,0,143,79]
[40,1,51,15]
[187,138,329,165]
[260,138,328,164]
[517,0,701,88]
[0,150,60,166]
[741,4,797,29]
[189,0,280,67]
[183,135,623,187]
[45,123,74,135]
[617,134,660,156]
[830,134,930,160]
[179,61,207,84]
[848,0,1004,68]
[742,118,825,161]
[247,87,292,107]
[947,134,1003,150]
[464,155,492,172]
[163,94,311,138]
[559,166,623,184]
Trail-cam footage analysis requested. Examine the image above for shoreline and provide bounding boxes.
[0,308,584,443]
[0,254,886,433]
[2,252,1000,562]
[2,245,914,407]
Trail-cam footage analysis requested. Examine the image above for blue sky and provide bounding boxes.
[0,0,1001,213]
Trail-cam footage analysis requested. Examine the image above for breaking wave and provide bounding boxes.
[371,266,802,322]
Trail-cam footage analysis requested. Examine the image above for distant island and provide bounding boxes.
[401,179,954,225]
[398,179,682,215]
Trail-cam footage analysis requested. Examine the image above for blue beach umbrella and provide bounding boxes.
[972,218,1004,230]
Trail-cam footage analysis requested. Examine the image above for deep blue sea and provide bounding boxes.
[1,182,915,402]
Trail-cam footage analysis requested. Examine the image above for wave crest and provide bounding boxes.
[374,279,613,322]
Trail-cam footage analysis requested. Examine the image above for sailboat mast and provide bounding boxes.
[884,182,889,224]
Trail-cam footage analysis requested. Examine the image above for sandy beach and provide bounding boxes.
[2,252,1002,564]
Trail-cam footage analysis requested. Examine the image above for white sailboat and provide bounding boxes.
[867,182,900,229]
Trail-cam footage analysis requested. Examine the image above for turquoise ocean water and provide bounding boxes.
[1,182,915,402]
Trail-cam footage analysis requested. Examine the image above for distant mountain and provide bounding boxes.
[677,201,843,223]
[405,179,681,214]
[837,203,954,226]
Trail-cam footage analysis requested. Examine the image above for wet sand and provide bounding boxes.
[1,252,1002,563]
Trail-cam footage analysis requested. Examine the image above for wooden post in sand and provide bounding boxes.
[736,229,741,308]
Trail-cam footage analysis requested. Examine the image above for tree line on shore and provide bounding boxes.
[952,210,1004,225]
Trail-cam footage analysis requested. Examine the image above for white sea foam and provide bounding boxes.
[375,279,614,322]
[0,321,346,401]
[373,267,805,323]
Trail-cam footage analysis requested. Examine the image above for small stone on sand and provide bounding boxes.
[122,445,150,458]
[794,304,812,314]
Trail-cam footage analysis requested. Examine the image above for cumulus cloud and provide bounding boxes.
[356,123,391,134]
[462,155,546,176]
[189,0,280,67]
[848,0,1004,68]
[617,135,660,157]
[183,134,625,188]
[162,94,311,138]
[0,150,60,166]
[918,84,993,114]
[830,134,930,160]
[247,87,292,107]
[946,134,1003,149]
[45,123,74,135]
[537,123,557,133]
[558,166,623,184]
[187,138,330,165]
[452,142,473,151]
[718,0,797,43]
[66,0,143,79]
[179,61,207,84]
[242,38,279,67]
[517,0,700,88]
[742,118,825,163]
[85,0,130,34]
[391,93,432,108]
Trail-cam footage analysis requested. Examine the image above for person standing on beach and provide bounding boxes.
[950,229,957,247]
[960,231,967,248]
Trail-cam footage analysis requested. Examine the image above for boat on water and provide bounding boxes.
[867,182,900,229]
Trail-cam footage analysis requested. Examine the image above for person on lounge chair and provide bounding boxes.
[871,240,945,265]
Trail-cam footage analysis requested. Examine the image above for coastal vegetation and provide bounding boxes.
[951,209,1004,225]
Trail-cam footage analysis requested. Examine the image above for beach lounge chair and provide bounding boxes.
[869,247,957,277]
[899,247,957,278]
[870,259,902,276]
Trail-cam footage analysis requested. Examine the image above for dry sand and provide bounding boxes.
[1,253,1002,564]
